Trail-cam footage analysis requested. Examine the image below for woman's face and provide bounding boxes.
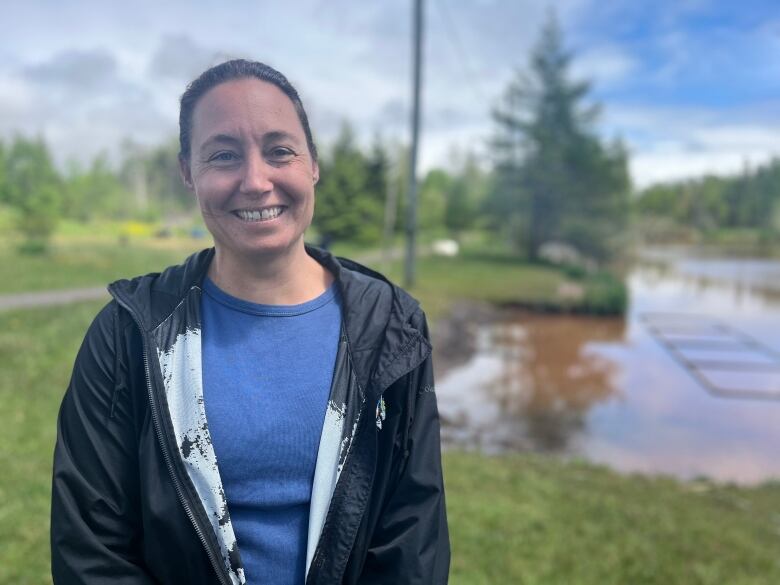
[181,78,319,261]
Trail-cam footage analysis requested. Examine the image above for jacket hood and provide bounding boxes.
[107,243,430,397]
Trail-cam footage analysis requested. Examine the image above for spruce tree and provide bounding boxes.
[489,13,629,263]
[313,123,384,244]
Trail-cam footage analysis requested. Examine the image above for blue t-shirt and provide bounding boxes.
[201,277,342,584]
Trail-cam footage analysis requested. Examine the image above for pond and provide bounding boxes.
[433,247,780,484]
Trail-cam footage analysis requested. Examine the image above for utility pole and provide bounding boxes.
[404,0,424,288]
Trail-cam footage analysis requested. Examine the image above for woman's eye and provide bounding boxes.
[209,152,238,163]
[270,147,294,159]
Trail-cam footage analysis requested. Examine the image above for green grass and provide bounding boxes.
[2,302,779,584]
[445,452,780,585]
[382,248,627,320]
[0,301,106,584]
[0,236,627,316]
[699,228,780,256]
[0,237,367,296]
[0,238,205,294]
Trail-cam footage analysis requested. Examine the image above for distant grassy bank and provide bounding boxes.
[2,302,778,584]
[0,235,627,315]
[382,248,627,319]
[637,220,780,257]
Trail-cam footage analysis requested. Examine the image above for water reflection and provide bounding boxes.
[494,315,626,450]
[436,313,625,452]
[434,248,780,484]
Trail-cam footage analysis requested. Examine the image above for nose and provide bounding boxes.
[239,150,273,196]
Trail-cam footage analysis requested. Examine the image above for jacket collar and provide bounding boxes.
[108,243,429,395]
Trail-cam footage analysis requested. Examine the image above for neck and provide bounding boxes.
[207,241,333,305]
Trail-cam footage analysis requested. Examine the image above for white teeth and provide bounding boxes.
[236,207,284,221]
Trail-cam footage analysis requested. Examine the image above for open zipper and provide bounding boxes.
[305,333,429,584]
[111,291,233,585]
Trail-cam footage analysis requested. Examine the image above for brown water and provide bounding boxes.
[434,248,780,484]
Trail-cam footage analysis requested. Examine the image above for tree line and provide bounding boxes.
[636,158,780,237]
[0,136,193,250]
[0,130,486,250]
[0,14,631,264]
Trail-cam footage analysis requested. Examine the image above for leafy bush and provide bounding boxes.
[582,271,628,315]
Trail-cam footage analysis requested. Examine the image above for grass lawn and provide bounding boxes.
[1,302,779,584]
[0,237,363,296]
[0,237,626,316]
[445,452,780,585]
[0,237,205,294]
[381,248,627,320]
[0,302,105,584]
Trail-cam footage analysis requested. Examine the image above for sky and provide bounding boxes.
[1,0,779,188]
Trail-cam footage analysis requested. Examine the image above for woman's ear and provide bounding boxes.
[178,154,195,192]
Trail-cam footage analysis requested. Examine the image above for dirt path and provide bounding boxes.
[0,287,109,311]
[0,286,108,311]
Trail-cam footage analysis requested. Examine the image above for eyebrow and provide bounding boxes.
[263,131,298,143]
[200,130,300,152]
[200,134,241,152]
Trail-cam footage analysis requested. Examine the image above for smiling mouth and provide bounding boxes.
[233,206,287,222]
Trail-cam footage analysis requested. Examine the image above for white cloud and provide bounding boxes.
[148,34,225,83]
[572,45,637,87]
[0,1,595,174]
[0,0,777,190]
[604,105,780,187]
[22,48,119,91]
[631,148,777,189]
[0,46,173,167]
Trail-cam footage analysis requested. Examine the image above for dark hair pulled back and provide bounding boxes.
[178,59,318,162]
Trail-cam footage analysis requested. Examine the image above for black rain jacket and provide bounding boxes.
[51,244,450,584]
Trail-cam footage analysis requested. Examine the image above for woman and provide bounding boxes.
[51,59,450,585]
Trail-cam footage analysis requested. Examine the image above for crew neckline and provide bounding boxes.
[202,276,338,317]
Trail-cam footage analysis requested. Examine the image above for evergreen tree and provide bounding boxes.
[313,123,384,244]
[445,152,487,238]
[488,13,629,262]
[419,169,449,233]
[64,153,132,220]
[2,136,62,252]
[0,141,6,206]
[365,135,389,211]
[145,139,196,216]
[118,139,195,220]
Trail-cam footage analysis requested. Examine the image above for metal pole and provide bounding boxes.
[405,0,424,288]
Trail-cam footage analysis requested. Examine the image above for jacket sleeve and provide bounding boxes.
[360,310,451,584]
[51,302,156,584]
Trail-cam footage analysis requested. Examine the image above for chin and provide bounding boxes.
[225,236,306,260]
